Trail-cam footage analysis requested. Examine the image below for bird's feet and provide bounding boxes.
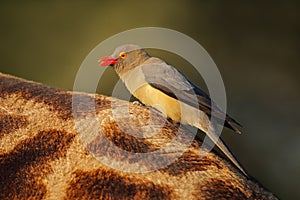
[148,104,167,118]
[132,101,167,118]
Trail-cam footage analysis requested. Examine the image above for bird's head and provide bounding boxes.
[99,44,150,76]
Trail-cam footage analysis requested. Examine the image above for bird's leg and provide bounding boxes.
[148,104,168,118]
[132,101,166,117]
[148,106,165,117]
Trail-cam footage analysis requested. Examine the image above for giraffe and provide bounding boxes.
[0,72,277,199]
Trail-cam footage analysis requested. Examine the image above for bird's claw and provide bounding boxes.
[133,101,143,106]
[132,101,166,117]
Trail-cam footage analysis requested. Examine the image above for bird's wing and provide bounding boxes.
[140,58,241,133]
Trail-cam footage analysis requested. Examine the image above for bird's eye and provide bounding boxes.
[119,52,127,59]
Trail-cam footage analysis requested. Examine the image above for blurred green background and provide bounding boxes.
[0,1,299,199]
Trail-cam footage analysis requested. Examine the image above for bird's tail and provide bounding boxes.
[197,122,248,176]
[212,132,248,176]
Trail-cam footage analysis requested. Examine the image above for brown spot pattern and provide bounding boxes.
[198,179,248,200]
[161,150,223,176]
[0,114,29,137]
[97,120,160,153]
[0,129,75,199]
[86,120,163,169]
[0,75,111,120]
[65,169,174,200]
[86,119,193,169]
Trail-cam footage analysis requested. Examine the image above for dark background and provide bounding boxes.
[0,1,299,199]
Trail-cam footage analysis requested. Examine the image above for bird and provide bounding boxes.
[99,44,247,176]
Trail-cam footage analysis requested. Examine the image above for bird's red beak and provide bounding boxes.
[98,56,118,66]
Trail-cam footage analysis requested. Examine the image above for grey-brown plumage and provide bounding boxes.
[100,44,247,176]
